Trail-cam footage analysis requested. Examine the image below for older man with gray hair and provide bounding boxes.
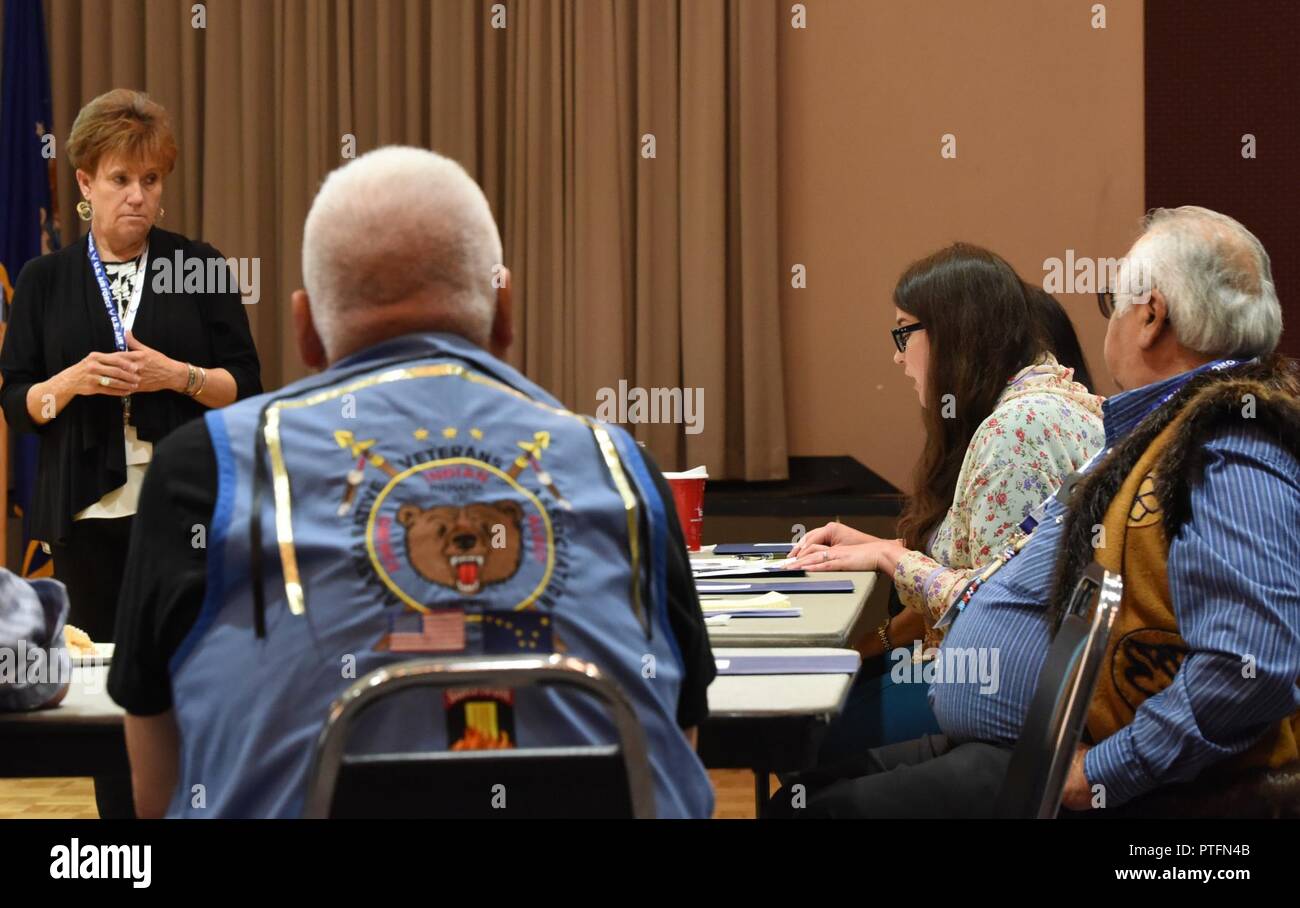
[108,147,715,819]
[773,206,1300,818]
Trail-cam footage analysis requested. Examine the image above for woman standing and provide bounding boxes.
[0,89,261,641]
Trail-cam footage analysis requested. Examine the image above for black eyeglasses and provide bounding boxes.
[1098,285,1154,320]
[1096,289,1115,319]
[891,322,925,353]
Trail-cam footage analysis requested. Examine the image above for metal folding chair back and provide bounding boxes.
[302,654,657,818]
[995,562,1122,818]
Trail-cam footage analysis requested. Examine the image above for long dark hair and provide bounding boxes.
[895,243,1045,551]
[1024,283,1095,391]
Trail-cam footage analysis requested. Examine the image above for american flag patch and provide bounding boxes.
[387,610,466,653]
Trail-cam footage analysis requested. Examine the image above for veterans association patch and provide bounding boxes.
[336,427,575,644]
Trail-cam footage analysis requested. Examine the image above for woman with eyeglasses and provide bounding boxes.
[788,242,1105,759]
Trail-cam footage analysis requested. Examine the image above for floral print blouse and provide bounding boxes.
[893,354,1105,647]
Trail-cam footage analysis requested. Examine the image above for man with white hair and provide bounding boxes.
[772,206,1300,818]
[107,147,715,818]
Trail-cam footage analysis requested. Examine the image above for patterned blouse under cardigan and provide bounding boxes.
[893,354,1105,648]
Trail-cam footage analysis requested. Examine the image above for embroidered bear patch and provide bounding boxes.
[397,501,524,595]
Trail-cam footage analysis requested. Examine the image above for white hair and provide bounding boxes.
[1116,206,1281,358]
[301,146,503,351]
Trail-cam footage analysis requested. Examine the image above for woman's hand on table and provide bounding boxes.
[124,331,188,394]
[790,521,870,557]
[790,540,884,572]
[788,536,910,577]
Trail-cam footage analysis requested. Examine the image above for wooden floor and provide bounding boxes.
[0,770,772,819]
[0,777,99,819]
[710,770,779,819]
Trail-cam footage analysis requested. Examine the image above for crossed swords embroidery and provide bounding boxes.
[333,429,571,517]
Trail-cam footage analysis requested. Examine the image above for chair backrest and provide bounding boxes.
[995,561,1122,818]
[301,654,657,818]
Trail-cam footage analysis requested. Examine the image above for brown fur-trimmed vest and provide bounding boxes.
[1047,355,1300,814]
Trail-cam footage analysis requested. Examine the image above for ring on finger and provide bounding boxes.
[823,551,830,562]
[98,375,112,387]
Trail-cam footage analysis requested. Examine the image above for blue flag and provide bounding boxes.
[1,0,61,577]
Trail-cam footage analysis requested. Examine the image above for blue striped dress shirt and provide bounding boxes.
[930,361,1300,806]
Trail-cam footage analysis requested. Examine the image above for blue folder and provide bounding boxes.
[703,608,803,619]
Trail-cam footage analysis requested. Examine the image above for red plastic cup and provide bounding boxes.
[664,468,708,551]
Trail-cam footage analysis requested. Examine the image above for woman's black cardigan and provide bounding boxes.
[0,227,262,545]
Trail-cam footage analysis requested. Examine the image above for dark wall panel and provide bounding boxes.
[1145,0,1299,358]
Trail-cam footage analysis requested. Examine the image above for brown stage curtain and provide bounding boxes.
[35,0,787,478]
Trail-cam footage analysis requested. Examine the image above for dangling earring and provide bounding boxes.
[157,207,166,221]
[76,199,92,221]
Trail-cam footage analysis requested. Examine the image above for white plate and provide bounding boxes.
[70,643,114,667]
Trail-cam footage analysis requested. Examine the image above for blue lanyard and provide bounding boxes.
[1149,357,1245,411]
[86,229,130,352]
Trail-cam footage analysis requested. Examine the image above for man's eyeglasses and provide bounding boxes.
[1097,289,1115,319]
[891,322,925,353]
[1098,286,1153,320]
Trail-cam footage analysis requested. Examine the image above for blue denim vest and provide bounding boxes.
[167,332,712,818]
